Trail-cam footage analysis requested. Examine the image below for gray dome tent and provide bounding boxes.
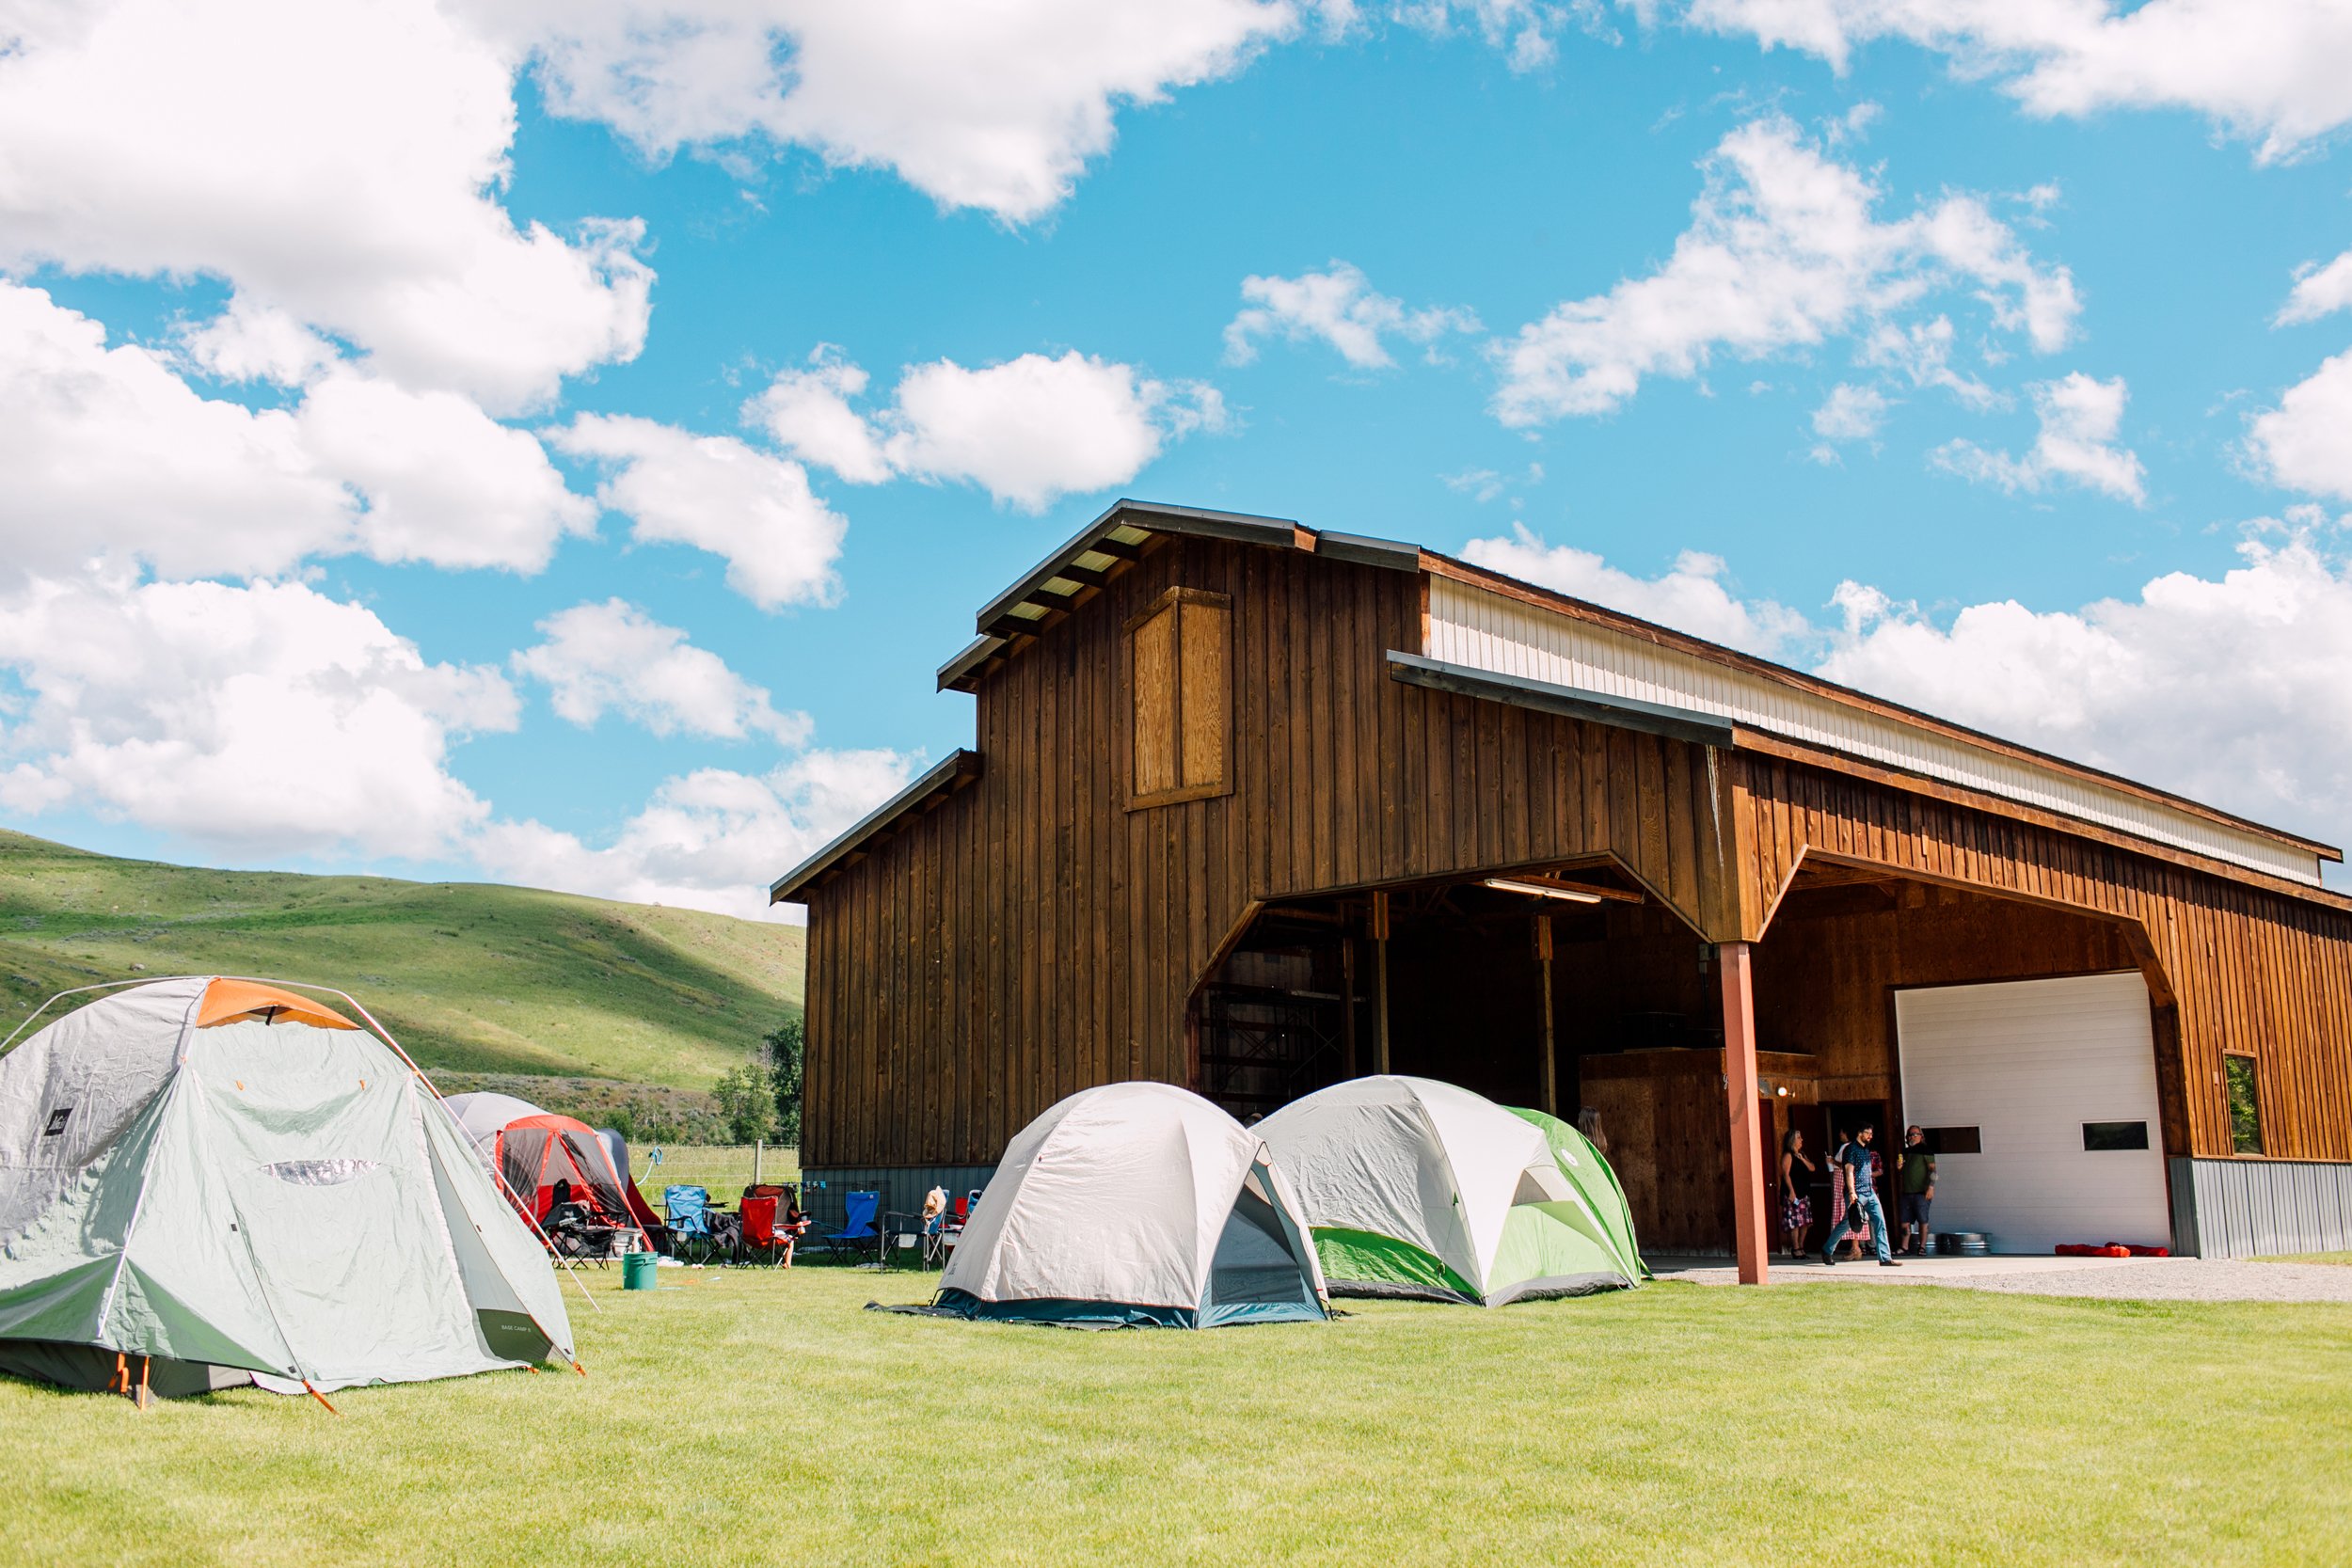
[0,977,576,1403]
[938,1082,1327,1328]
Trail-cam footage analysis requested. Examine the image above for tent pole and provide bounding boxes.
[1534,915,1557,1117]
[1371,892,1391,1076]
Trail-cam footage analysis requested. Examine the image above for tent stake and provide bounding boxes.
[303,1381,339,1416]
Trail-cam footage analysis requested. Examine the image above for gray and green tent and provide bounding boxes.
[1508,1106,1648,1287]
[0,976,576,1400]
[1258,1075,1644,1305]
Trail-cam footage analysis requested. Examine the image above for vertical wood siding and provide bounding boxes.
[800,538,2352,1172]
[1735,752,2352,1161]
[803,538,1737,1167]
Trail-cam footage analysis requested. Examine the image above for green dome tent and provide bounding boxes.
[1257,1075,1644,1306]
[1508,1107,1648,1288]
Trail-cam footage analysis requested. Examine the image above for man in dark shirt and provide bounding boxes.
[1820,1123,1898,1267]
[1897,1125,1936,1256]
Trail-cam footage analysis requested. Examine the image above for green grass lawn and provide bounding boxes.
[3,1272,2344,1567]
[2255,1251,2352,1266]
[0,827,800,1090]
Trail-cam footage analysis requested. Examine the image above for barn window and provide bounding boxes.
[2224,1054,2264,1155]
[1128,587,1231,809]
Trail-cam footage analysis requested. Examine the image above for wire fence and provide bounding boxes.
[628,1143,801,1199]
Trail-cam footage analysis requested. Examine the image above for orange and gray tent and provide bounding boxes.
[443,1093,643,1239]
[0,976,576,1399]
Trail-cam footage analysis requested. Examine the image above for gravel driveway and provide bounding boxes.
[1649,1254,2352,1303]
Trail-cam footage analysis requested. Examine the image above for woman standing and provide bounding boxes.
[1779,1129,1816,1259]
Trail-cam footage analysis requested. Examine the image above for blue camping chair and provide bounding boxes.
[664,1184,717,1263]
[821,1190,881,1263]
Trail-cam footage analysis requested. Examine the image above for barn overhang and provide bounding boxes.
[938,499,1421,693]
[770,748,982,905]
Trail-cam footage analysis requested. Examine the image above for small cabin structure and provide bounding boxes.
[773,501,2352,1275]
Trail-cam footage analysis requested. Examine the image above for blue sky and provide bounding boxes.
[4,2,2351,914]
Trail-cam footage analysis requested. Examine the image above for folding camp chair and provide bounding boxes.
[820,1190,881,1264]
[664,1184,717,1264]
[740,1195,801,1267]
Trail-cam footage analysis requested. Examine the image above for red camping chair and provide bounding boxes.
[741,1186,806,1267]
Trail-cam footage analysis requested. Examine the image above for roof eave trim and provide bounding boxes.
[769,749,982,904]
[1387,651,1740,750]
[1422,551,2344,864]
[936,635,1006,692]
[973,499,1300,633]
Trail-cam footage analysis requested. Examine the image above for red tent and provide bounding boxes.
[493,1114,645,1246]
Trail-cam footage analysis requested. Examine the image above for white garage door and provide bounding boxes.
[1895,972,2169,1254]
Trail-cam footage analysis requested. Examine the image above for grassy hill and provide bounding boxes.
[0,829,802,1116]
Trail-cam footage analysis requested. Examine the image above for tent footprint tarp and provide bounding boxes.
[0,976,575,1398]
[1258,1075,1644,1306]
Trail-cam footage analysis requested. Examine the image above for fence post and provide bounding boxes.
[754,1140,764,1187]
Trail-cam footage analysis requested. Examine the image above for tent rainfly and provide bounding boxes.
[937,1082,1328,1328]
[444,1092,645,1240]
[1256,1075,1644,1305]
[0,977,577,1402]
[1510,1106,1648,1287]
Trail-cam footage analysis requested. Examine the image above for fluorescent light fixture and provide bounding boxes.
[1482,878,1604,904]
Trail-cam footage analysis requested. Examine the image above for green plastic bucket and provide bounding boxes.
[623,1250,660,1291]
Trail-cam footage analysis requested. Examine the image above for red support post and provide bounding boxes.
[1720,941,1770,1285]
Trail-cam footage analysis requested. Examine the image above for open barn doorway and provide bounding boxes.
[1189,852,2185,1259]
[1185,861,1707,1130]
[1750,858,2181,1257]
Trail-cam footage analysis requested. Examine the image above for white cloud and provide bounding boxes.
[0,576,516,860]
[2278,249,2352,325]
[1223,260,1483,369]
[2248,349,2352,501]
[0,283,593,585]
[745,351,896,484]
[548,414,848,610]
[1458,525,1811,655]
[1932,371,2146,502]
[1670,0,2352,164]
[469,0,1299,224]
[1490,117,2076,424]
[179,295,341,388]
[1857,315,2001,409]
[473,748,918,920]
[1442,467,1509,501]
[752,349,1227,512]
[296,372,598,572]
[0,0,651,412]
[1818,516,2352,842]
[515,599,812,744]
[1390,1,1619,72]
[1808,381,1889,463]
[1812,382,1888,439]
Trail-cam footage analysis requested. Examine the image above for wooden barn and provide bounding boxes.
[772,500,2352,1277]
